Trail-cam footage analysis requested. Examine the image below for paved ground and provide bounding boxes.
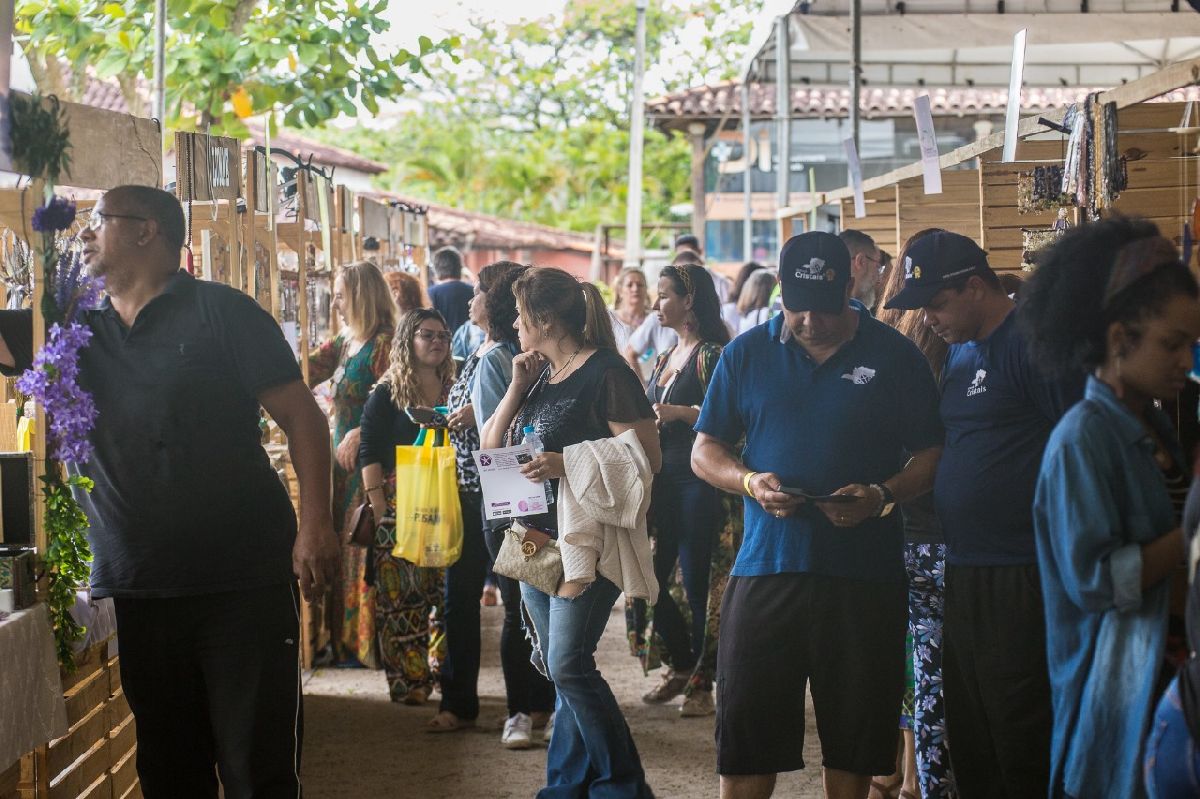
[301,601,825,798]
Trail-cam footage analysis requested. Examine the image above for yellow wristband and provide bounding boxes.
[742,471,758,497]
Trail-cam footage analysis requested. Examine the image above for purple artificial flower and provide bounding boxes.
[31,195,77,234]
[16,322,98,463]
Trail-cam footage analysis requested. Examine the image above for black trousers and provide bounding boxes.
[484,523,557,717]
[438,491,489,719]
[112,583,302,799]
[943,562,1052,799]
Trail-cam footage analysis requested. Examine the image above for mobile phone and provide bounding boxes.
[777,486,860,504]
[405,406,449,427]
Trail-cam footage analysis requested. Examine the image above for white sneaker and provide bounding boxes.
[502,713,533,750]
[542,711,555,744]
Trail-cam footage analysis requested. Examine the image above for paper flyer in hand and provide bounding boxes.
[473,444,550,521]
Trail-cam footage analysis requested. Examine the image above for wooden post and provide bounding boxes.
[246,151,259,302]
[688,122,707,250]
[30,179,46,557]
[296,171,310,386]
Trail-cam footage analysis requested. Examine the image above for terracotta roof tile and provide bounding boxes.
[647,80,1200,124]
[366,191,609,255]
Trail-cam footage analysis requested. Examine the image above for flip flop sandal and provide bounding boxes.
[426,711,476,733]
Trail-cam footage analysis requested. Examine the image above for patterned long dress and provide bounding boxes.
[308,328,392,667]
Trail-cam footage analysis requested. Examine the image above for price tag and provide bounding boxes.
[1002,28,1028,163]
[912,95,942,195]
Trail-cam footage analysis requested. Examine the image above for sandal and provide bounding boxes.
[426,710,476,733]
[399,686,429,706]
[868,779,901,799]
[899,791,919,799]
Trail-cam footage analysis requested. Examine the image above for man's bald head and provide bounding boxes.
[102,185,186,253]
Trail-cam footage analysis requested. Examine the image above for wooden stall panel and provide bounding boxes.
[896,171,982,249]
[838,187,898,256]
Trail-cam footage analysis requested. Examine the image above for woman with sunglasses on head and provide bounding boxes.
[635,264,729,716]
[359,309,457,704]
[1018,218,1200,798]
[482,267,661,798]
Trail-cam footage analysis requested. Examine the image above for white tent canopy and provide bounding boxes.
[743,1,1200,88]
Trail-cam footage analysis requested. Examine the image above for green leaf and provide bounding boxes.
[102,2,125,17]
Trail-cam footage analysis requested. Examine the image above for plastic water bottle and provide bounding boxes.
[523,425,555,506]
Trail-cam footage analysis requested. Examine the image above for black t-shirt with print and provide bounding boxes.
[506,348,654,534]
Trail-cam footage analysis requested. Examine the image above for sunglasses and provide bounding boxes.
[414,330,451,343]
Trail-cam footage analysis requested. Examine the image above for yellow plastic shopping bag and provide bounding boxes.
[392,428,462,567]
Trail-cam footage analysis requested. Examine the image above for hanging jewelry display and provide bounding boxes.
[306,273,331,350]
[254,241,273,310]
[1021,208,1073,270]
[1017,165,1073,213]
[0,229,34,309]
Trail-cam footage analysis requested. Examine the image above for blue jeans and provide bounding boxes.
[1145,675,1200,797]
[521,577,654,799]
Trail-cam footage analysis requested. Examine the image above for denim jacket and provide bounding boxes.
[1034,376,1181,799]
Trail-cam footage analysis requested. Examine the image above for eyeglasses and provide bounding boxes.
[88,209,149,229]
[414,330,452,343]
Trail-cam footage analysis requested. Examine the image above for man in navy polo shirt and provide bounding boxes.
[692,231,944,799]
[885,231,1082,798]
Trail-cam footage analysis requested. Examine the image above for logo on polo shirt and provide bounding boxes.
[794,257,828,282]
[841,366,876,385]
[967,369,988,397]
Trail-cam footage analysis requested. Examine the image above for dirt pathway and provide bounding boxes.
[302,602,824,798]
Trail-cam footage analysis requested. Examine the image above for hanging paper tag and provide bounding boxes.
[843,137,866,219]
[912,95,942,195]
[1002,28,1028,163]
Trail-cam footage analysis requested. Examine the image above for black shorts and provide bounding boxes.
[715,572,907,777]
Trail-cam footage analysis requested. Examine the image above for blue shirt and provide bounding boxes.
[1034,377,1180,799]
[428,279,475,335]
[696,309,944,581]
[935,310,1081,566]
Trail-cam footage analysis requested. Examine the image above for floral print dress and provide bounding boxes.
[308,328,392,667]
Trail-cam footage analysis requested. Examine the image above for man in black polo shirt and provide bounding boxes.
[692,231,944,799]
[0,186,339,798]
[884,231,1082,798]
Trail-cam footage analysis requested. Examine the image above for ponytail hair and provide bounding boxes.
[513,267,617,350]
[581,281,617,349]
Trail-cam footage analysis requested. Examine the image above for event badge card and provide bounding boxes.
[473,444,550,521]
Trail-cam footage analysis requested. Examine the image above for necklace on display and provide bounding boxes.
[549,347,582,382]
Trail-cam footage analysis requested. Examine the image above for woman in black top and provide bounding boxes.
[637,264,728,716]
[359,309,456,705]
[482,267,660,799]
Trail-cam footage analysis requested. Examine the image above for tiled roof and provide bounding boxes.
[367,191,609,255]
[647,80,1200,125]
[245,126,387,176]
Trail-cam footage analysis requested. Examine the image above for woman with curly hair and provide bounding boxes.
[1019,217,1200,798]
[359,309,457,703]
[307,260,396,667]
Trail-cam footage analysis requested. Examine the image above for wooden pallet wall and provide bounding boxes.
[896,170,982,249]
[838,187,898,256]
[18,642,139,799]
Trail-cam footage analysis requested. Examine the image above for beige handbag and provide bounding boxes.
[492,521,563,596]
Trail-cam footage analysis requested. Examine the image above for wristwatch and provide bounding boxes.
[871,483,896,518]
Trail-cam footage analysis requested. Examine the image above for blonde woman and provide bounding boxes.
[608,267,650,352]
[308,260,397,667]
[359,309,457,703]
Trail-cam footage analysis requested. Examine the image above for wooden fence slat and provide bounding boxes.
[47,737,108,799]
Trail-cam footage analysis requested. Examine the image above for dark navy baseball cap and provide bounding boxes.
[778,231,851,313]
[884,231,994,310]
